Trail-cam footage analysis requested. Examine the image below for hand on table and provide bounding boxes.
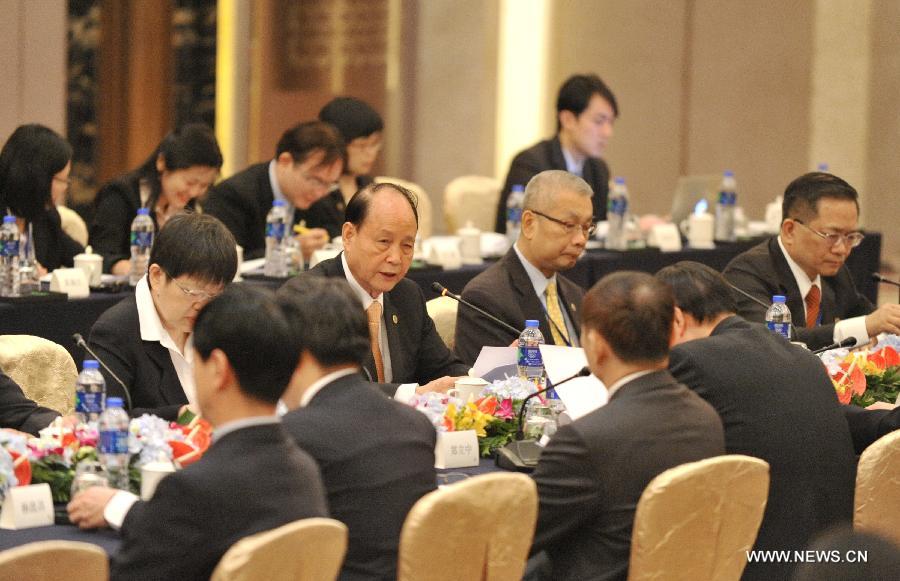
[865,304,900,337]
[68,487,117,529]
[298,228,330,260]
[416,376,462,395]
[865,401,898,411]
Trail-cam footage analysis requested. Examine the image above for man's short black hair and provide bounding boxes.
[556,74,618,132]
[194,285,298,404]
[275,121,345,167]
[344,182,418,228]
[656,261,736,323]
[582,271,673,363]
[149,213,237,286]
[782,172,859,222]
[276,277,370,368]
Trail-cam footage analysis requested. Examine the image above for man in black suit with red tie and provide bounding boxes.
[277,276,436,581]
[529,272,725,581]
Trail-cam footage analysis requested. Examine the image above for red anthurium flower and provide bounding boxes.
[849,365,866,396]
[476,396,498,416]
[10,450,32,486]
[881,346,900,367]
[869,351,887,371]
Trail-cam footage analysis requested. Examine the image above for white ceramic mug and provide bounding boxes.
[447,377,490,403]
[140,461,176,500]
[73,251,103,287]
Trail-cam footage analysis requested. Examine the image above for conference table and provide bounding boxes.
[0,234,882,362]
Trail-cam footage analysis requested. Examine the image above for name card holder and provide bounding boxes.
[648,224,683,252]
[0,483,54,529]
[50,268,90,298]
[434,430,479,469]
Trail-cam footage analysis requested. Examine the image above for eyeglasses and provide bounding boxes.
[529,210,596,238]
[302,172,339,192]
[794,219,865,249]
[162,268,222,302]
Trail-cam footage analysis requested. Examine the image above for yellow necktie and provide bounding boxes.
[546,279,571,346]
[366,302,385,382]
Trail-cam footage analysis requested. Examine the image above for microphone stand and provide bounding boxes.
[73,333,133,411]
[431,283,522,336]
[727,282,799,340]
[872,273,900,304]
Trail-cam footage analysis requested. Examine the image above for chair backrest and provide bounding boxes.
[628,455,770,581]
[854,429,900,545]
[210,517,348,581]
[0,335,78,415]
[374,176,433,238]
[57,205,90,246]
[398,472,537,581]
[443,175,502,233]
[426,296,459,350]
[0,540,108,581]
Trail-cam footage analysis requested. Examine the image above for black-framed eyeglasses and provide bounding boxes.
[529,210,596,238]
[794,219,865,249]
[161,267,222,302]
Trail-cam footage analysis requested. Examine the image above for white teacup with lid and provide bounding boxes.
[73,246,103,287]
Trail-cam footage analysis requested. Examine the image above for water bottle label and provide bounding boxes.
[506,207,522,224]
[767,322,790,339]
[546,388,559,400]
[266,222,285,241]
[130,231,153,249]
[1,240,18,257]
[76,391,104,414]
[99,429,130,455]
[518,345,543,367]
[608,198,627,216]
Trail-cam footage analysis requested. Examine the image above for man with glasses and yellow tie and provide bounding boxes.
[725,172,900,351]
[455,170,593,365]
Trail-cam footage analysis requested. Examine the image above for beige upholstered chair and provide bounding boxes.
[628,455,770,581]
[210,517,348,581]
[854,429,900,545]
[443,175,502,233]
[0,540,108,581]
[374,176,433,238]
[57,205,90,247]
[398,472,537,581]
[426,296,458,350]
[0,335,77,415]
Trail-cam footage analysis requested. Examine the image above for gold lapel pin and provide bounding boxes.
[392,314,399,324]
[570,303,577,312]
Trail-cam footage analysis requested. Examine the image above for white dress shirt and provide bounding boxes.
[268,159,295,227]
[605,369,657,399]
[513,243,579,346]
[561,147,585,178]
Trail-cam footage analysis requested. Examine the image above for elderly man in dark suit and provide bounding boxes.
[658,261,858,581]
[456,170,591,365]
[204,121,343,259]
[495,74,616,233]
[277,276,436,581]
[69,285,328,581]
[302,182,470,398]
[724,172,900,350]
[529,272,724,581]
[0,372,60,435]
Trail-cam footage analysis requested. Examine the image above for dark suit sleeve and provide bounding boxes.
[843,405,899,455]
[0,373,60,434]
[495,151,545,233]
[454,285,518,366]
[530,424,604,554]
[90,181,135,272]
[204,183,259,258]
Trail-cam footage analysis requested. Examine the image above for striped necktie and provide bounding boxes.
[546,279,571,346]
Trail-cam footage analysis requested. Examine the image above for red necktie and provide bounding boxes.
[805,285,821,328]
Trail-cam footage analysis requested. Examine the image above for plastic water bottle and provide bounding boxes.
[606,177,629,250]
[505,185,525,244]
[517,320,546,391]
[765,295,792,340]
[75,359,106,424]
[98,397,130,490]
[0,215,20,297]
[129,208,154,286]
[264,200,288,277]
[714,170,737,242]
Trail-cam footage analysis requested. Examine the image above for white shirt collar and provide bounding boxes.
[299,368,360,407]
[513,242,557,299]
[561,146,585,177]
[777,235,821,299]
[341,252,384,310]
[268,160,295,226]
[213,415,280,442]
[606,369,657,399]
[135,276,193,356]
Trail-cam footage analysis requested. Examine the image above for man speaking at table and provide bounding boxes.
[528,272,724,581]
[67,286,328,581]
[301,182,470,396]
[724,172,900,350]
[455,170,591,365]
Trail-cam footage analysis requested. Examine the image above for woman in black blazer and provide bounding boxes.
[90,124,222,274]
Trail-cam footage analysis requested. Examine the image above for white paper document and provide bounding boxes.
[539,345,608,420]
[472,346,517,378]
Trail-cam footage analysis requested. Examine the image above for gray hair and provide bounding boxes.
[523,170,593,210]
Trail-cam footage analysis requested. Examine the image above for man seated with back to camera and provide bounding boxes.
[724,172,900,351]
[301,182,470,399]
[455,170,591,365]
[0,372,62,435]
[277,276,436,581]
[528,272,725,581]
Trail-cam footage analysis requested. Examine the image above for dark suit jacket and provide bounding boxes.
[531,370,725,581]
[203,162,274,259]
[494,136,610,233]
[30,207,83,271]
[89,295,187,420]
[282,373,436,581]
[295,175,372,240]
[723,237,874,350]
[110,423,328,581]
[669,316,857,581]
[0,372,59,435]
[843,404,900,454]
[301,256,470,388]
[454,248,584,365]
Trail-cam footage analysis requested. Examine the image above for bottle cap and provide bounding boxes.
[83,359,100,370]
[525,320,539,327]
[2,215,15,224]
[614,176,626,185]
[511,185,525,192]
[273,200,286,207]
[106,397,124,408]
[772,295,786,303]
[136,208,150,216]
[723,170,734,178]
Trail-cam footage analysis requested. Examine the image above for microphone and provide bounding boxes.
[871,273,900,287]
[73,333,132,411]
[811,337,857,355]
[727,282,799,340]
[431,282,522,336]
[495,366,591,472]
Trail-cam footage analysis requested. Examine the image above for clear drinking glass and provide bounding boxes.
[70,461,110,497]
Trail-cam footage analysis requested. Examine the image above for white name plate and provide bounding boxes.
[434,430,479,469]
[0,483,54,529]
[50,268,90,298]
[648,223,683,252]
